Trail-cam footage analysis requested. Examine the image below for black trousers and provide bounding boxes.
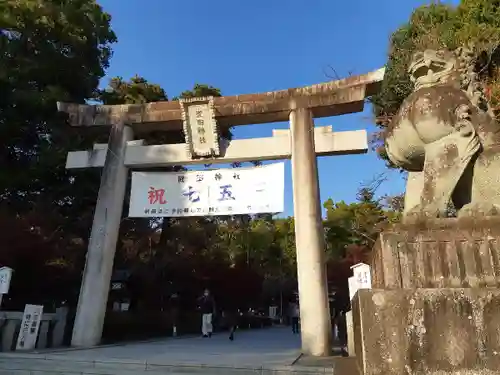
[336,314,347,347]
[291,317,299,333]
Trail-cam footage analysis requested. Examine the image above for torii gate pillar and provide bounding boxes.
[290,107,332,356]
[71,121,134,347]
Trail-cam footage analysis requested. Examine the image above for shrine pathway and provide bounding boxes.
[45,326,302,367]
[0,326,347,374]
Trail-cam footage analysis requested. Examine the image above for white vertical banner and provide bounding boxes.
[349,263,372,302]
[352,263,372,290]
[129,163,285,217]
[0,267,13,295]
[16,304,44,351]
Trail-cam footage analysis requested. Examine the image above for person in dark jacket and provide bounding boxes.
[333,290,350,357]
[289,299,300,334]
[197,289,216,338]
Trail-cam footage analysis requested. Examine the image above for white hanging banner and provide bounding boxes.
[129,163,285,217]
[16,304,44,351]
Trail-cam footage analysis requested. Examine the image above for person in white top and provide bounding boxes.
[197,289,216,338]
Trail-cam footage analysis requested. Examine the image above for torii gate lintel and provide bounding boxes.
[57,67,384,131]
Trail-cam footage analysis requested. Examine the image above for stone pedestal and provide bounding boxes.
[353,218,500,375]
[353,288,500,375]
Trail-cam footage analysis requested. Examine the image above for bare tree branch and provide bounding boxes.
[322,64,341,80]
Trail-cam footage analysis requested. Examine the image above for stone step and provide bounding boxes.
[0,355,334,375]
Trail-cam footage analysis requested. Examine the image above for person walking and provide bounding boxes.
[289,299,300,334]
[198,289,216,338]
[224,297,239,341]
[169,293,180,337]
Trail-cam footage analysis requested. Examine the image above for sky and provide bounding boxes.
[97,0,456,217]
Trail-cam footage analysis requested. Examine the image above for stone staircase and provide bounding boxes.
[0,353,340,375]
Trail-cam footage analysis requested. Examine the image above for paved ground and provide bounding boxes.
[43,326,302,368]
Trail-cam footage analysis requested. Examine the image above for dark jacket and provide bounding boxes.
[170,295,180,309]
[198,296,215,314]
[333,291,350,318]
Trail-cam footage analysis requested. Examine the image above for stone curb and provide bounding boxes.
[0,355,334,374]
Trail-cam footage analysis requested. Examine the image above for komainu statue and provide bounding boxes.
[385,47,500,219]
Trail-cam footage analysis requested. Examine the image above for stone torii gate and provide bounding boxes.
[58,67,384,357]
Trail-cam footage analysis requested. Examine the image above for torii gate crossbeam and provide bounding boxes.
[66,127,367,169]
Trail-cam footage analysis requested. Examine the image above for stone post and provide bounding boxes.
[346,310,355,356]
[290,107,332,357]
[36,320,50,349]
[71,121,133,347]
[347,276,356,356]
[1,319,16,351]
[52,306,69,347]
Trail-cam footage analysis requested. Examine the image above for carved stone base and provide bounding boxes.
[353,288,500,375]
[371,217,500,289]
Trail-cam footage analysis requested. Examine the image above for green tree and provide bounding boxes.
[175,84,222,100]
[370,0,500,166]
[0,0,116,306]
[0,0,116,207]
[99,75,168,104]
[323,185,394,260]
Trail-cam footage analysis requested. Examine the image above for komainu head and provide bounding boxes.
[408,49,460,90]
[408,46,481,96]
